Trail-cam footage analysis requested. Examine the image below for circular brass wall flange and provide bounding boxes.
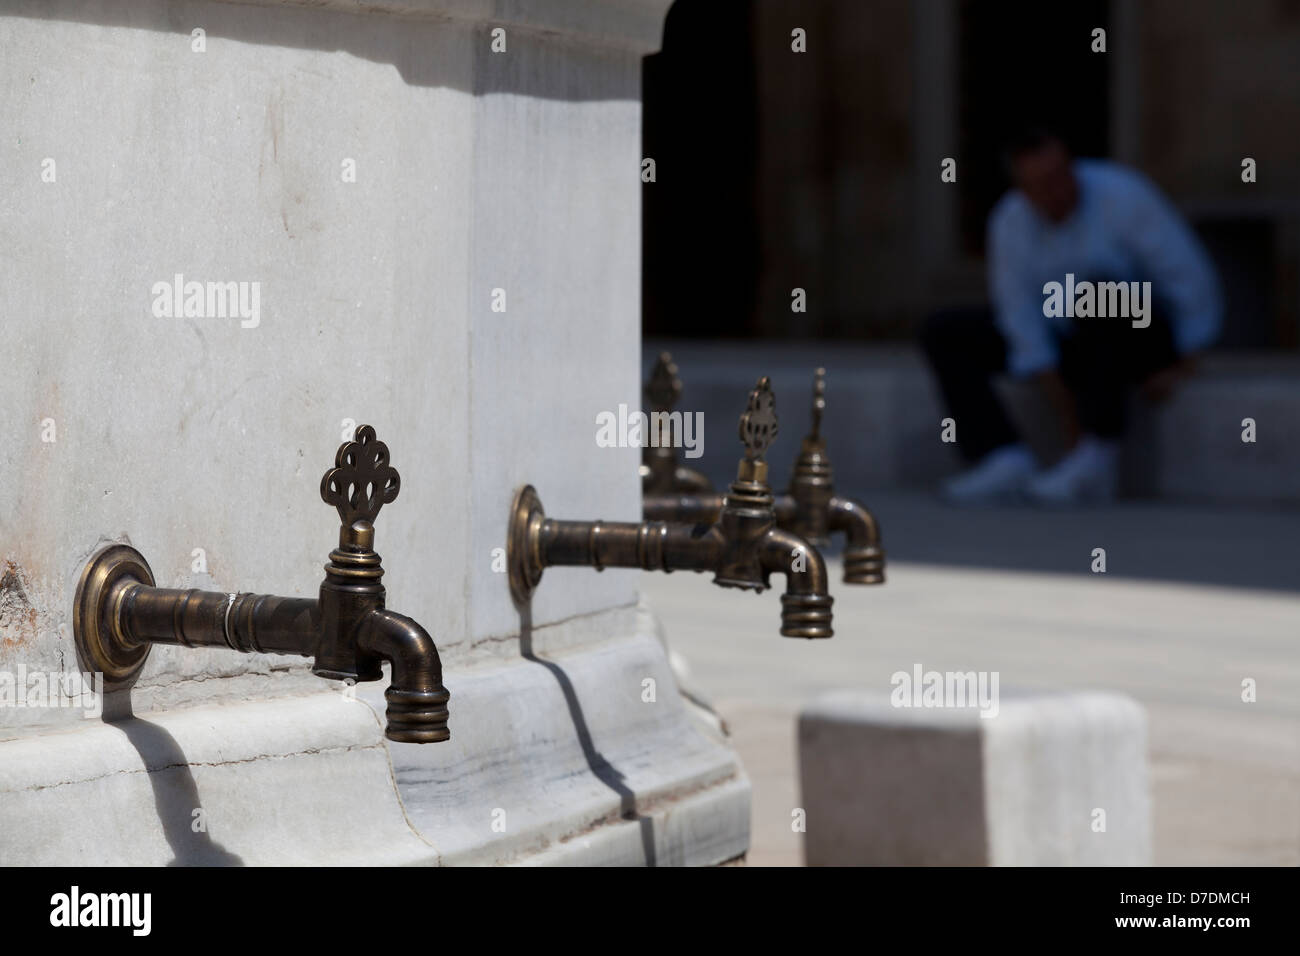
[73,543,154,692]
[507,485,545,605]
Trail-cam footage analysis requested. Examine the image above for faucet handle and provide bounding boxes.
[320,425,401,538]
[645,351,682,412]
[738,376,778,462]
[809,367,825,441]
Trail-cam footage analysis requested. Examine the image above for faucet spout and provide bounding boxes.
[642,488,886,587]
[761,527,834,638]
[359,608,450,743]
[828,495,885,584]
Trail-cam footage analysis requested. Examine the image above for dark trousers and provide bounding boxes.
[920,306,1180,462]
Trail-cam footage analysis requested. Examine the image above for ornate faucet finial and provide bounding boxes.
[810,367,826,440]
[738,376,778,462]
[320,425,400,529]
[645,351,682,412]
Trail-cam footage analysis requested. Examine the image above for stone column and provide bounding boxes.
[0,0,749,865]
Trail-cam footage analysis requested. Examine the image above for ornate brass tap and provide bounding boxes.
[73,426,450,743]
[639,351,713,495]
[511,377,833,638]
[643,368,885,585]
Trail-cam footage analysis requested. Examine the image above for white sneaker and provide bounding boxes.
[1026,436,1120,505]
[941,444,1038,505]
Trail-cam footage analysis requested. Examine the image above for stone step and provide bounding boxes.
[645,340,1300,504]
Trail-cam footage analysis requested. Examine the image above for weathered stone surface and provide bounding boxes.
[1,0,747,867]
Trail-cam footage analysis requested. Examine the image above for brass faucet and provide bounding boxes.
[639,352,713,495]
[643,368,885,585]
[73,425,450,743]
[510,377,833,638]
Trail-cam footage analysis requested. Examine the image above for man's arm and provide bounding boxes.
[1115,169,1224,364]
[988,202,1082,444]
[988,202,1059,376]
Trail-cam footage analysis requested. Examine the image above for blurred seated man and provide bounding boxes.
[922,130,1222,505]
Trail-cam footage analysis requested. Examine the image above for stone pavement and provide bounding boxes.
[640,490,1300,866]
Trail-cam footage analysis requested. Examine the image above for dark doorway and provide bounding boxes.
[957,0,1111,256]
[642,0,759,338]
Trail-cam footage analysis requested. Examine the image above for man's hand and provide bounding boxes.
[1141,355,1199,403]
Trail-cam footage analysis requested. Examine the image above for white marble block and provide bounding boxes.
[0,0,750,867]
[798,689,1151,866]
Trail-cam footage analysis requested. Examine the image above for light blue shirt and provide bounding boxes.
[988,159,1222,377]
